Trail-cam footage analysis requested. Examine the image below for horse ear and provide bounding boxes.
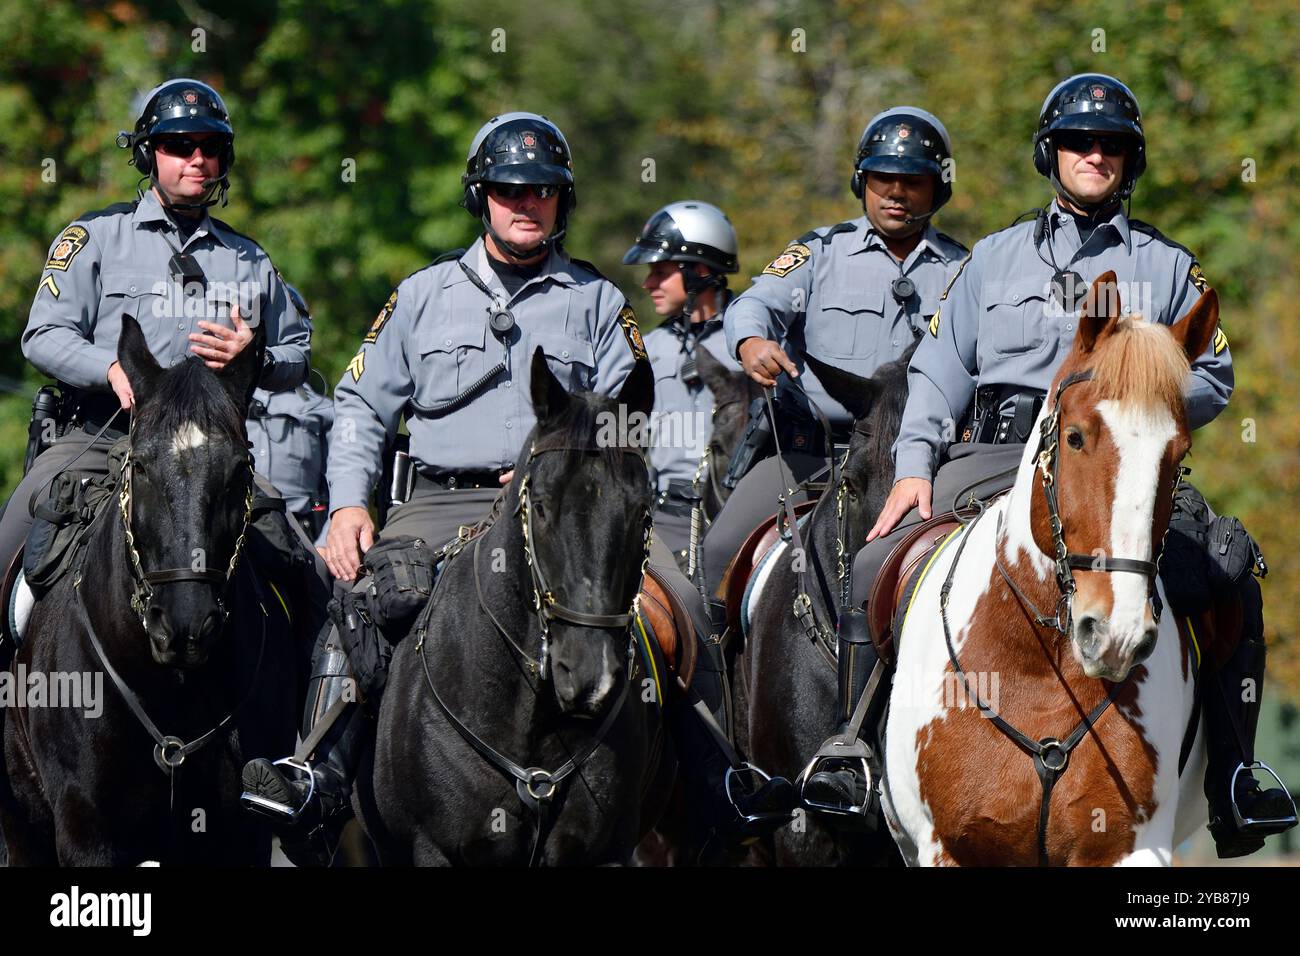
[803,352,880,422]
[1077,270,1122,353]
[218,320,265,411]
[695,346,734,398]
[530,346,570,427]
[616,357,655,421]
[1169,287,1219,365]
[117,315,163,406]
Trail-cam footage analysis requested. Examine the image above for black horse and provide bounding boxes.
[359,351,671,865]
[0,317,301,865]
[738,349,911,866]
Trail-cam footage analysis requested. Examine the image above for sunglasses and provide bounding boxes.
[486,182,560,201]
[1054,131,1129,157]
[153,136,228,159]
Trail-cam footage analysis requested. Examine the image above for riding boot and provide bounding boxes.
[677,609,795,863]
[801,609,886,823]
[1204,577,1297,858]
[241,625,371,867]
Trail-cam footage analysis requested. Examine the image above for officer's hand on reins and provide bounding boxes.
[867,477,932,542]
[738,337,799,388]
[189,303,254,370]
[107,360,135,410]
[325,505,375,581]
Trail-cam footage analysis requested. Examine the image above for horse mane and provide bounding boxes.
[133,359,245,443]
[1077,316,1190,412]
[858,348,913,485]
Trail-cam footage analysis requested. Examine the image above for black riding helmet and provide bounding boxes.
[1033,73,1146,209]
[852,107,953,218]
[461,112,575,260]
[117,78,235,209]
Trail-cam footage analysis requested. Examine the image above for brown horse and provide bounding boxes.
[883,272,1219,865]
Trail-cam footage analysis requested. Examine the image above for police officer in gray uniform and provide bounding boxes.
[624,200,743,563]
[702,107,968,601]
[247,373,333,544]
[625,201,797,856]
[839,75,1295,856]
[0,79,312,583]
[242,112,654,864]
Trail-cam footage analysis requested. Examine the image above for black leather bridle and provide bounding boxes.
[414,435,654,865]
[118,421,255,631]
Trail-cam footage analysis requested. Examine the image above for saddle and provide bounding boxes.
[719,500,819,632]
[866,512,967,665]
[639,567,698,690]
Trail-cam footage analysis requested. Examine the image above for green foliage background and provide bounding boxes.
[2,0,1298,693]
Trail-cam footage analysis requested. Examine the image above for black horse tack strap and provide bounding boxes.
[71,559,269,780]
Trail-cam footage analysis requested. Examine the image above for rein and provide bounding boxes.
[415,435,653,865]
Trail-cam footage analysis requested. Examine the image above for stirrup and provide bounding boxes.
[1230,761,1298,835]
[724,763,791,830]
[797,735,875,820]
[240,757,316,823]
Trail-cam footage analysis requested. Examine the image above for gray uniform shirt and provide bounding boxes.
[248,384,333,513]
[893,203,1234,482]
[23,188,310,392]
[643,312,740,494]
[328,237,644,510]
[723,217,968,428]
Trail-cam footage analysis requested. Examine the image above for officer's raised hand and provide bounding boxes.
[189,303,254,369]
[325,505,375,581]
[738,336,799,387]
[107,360,135,409]
[867,476,932,541]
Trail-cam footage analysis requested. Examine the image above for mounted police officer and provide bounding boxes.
[624,201,797,858]
[623,200,743,562]
[701,107,968,615]
[0,78,314,619]
[242,113,786,864]
[838,74,1296,857]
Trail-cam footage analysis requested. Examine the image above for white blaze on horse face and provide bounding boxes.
[1072,400,1175,679]
[171,421,207,456]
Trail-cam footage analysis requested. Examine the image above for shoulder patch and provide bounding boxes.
[346,350,365,383]
[363,289,398,344]
[929,253,971,337]
[617,304,647,360]
[1213,324,1228,356]
[1189,262,1210,294]
[762,242,811,278]
[45,225,89,272]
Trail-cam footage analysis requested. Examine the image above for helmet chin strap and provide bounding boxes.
[1048,154,1126,220]
[678,266,724,323]
[147,171,230,212]
[482,214,566,262]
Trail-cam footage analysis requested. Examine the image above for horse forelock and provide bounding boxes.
[133,359,246,452]
[1060,315,1190,416]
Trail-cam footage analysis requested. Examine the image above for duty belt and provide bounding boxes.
[963,386,1045,446]
[415,467,508,492]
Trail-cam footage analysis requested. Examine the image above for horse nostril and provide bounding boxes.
[1134,629,1157,663]
[1076,615,1099,657]
[145,605,172,644]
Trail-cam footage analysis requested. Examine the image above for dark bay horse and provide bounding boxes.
[0,317,300,865]
[738,349,913,865]
[695,347,762,521]
[360,351,671,865]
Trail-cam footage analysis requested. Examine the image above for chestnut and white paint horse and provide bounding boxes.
[883,272,1220,866]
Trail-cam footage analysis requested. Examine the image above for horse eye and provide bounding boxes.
[533,501,546,520]
[1066,428,1085,450]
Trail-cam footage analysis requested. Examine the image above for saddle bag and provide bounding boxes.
[23,440,127,595]
[362,535,437,636]
[329,591,392,702]
[1160,483,1265,617]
